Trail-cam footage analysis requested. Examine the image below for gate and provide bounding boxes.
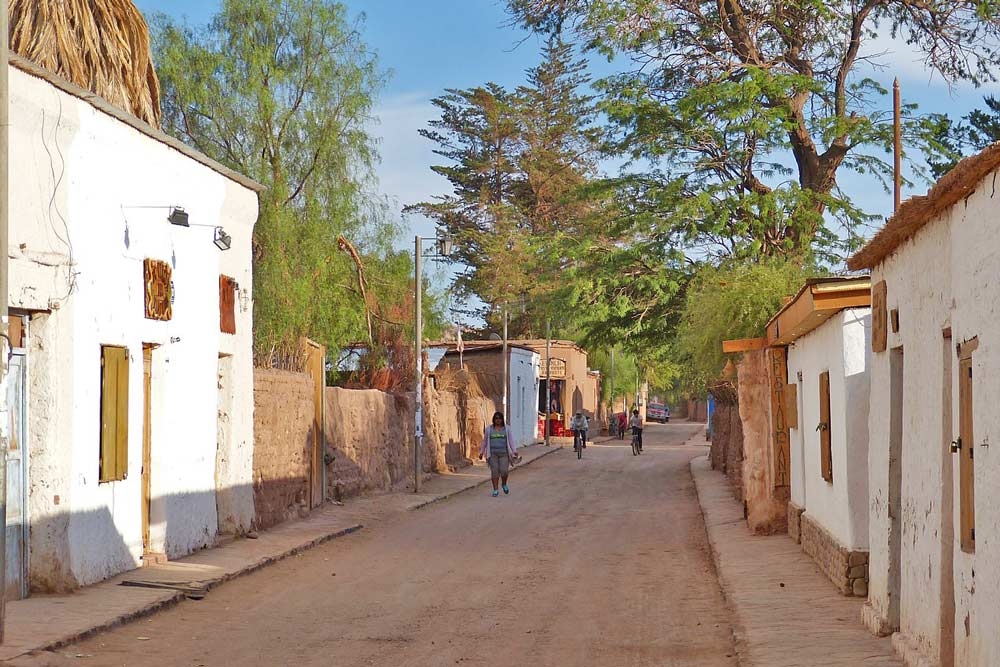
[5,352,28,599]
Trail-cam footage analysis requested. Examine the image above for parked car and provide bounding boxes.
[647,403,670,423]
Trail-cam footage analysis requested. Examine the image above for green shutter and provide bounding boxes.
[100,347,129,482]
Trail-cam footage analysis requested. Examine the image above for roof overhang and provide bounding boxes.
[764,277,871,346]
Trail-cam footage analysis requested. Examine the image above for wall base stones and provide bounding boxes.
[788,502,805,544]
[800,512,868,596]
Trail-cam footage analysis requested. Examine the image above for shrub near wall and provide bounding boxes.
[253,369,313,530]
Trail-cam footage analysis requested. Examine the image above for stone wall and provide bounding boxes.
[788,502,805,544]
[252,369,314,530]
[800,512,869,597]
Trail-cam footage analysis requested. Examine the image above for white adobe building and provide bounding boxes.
[4,55,260,594]
[772,278,872,596]
[849,142,1000,667]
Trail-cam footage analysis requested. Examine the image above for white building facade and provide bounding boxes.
[786,304,872,596]
[6,56,260,592]
[849,143,1000,667]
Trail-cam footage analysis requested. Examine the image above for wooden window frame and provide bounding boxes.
[99,346,130,483]
[958,338,977,553]
[818,370,833,483]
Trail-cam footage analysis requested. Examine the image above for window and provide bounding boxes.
[819,370,832,483]
[100,346,129,482]
[219,275,236,334]
[958,338,977,552]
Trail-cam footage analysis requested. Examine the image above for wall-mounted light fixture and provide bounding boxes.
[168,207,190,226]
[213,227,232,251]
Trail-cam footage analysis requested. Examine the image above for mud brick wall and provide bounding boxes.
[709,401,744,501]
[324,388,414,500]
[252,369,313,530]
[800,513,869,597]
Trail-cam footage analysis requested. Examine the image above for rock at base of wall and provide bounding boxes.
[800,512,868,596]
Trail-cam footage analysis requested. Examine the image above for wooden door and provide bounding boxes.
[959,356,975,552]
[142,346,152,554]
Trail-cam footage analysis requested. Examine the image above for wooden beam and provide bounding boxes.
[722,337,768,353]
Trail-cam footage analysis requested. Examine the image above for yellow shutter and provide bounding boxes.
[100,347,129,482]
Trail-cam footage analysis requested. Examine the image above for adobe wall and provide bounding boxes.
[709,396,744,501]
[252,369,313,530]
[738,349,788,535]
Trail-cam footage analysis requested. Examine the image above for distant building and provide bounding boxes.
[432,341,541,448]
[513,339,599,428]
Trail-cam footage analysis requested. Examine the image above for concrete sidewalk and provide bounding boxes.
[0,442,559,661]
[690,451,902,667]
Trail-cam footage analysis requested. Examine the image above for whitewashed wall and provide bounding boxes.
[787,309,871,551]
[8,64,258,588]
[508,347,540,447]
[866,214,955,663]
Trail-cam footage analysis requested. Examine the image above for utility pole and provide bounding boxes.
[544,319,551,447]
[893,78,902,214]
[413,236,423,493]
[0,0,10,642]
[610,346,615,425]
[502,302,508,423]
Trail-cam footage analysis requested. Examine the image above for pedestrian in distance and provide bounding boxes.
[617,412,628,440]
[570,411,588,449]
[480,411,519,497]
[629,409,643,452]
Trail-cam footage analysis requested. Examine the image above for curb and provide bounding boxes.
[689,451,749,667]
[409,444,563,511]
[27,523,364,657]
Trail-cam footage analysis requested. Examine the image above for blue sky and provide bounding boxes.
[134,1,999,265]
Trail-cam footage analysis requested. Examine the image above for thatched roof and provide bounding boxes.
[849,142,1000,270]
[9,0,161,127]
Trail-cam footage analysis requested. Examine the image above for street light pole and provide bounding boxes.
[502,302,508,423]
[413,235,423,493]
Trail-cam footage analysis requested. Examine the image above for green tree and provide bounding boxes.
[927,95,1000,178]
[409,39,604,337]
[150,0,397,353]
[509,0,1000,261]
[674,259,816,391]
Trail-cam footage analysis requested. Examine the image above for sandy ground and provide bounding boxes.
[17,423,737,667]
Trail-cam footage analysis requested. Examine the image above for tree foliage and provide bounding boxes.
[151,0,426,354]
[508,0,1000,261]
[674,259,816,390]
[928,95,1000,179]
[408,38,602,336]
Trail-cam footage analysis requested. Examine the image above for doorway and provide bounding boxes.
[940,334,955,667]
[887,347,904,631]
[141,345,157,560]
[5,347,29,600]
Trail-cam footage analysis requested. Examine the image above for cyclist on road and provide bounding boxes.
[570,411,588,449]
[629,409,644,452]
[480,412,518,497]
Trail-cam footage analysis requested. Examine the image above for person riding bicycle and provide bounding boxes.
[629,409,643,452]
[569,411,588,449]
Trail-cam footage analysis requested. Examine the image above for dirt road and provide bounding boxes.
[23,423,737,667]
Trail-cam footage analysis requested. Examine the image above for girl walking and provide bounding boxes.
[480,412,519,497]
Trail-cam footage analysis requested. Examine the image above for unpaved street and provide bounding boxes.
[25,423,737,667]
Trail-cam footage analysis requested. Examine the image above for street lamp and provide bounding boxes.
[413,231,452,493]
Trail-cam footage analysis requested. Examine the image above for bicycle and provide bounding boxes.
[573,429,584,459]
[631,430,641,456]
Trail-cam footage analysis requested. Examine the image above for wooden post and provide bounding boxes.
[893,78,902,213]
